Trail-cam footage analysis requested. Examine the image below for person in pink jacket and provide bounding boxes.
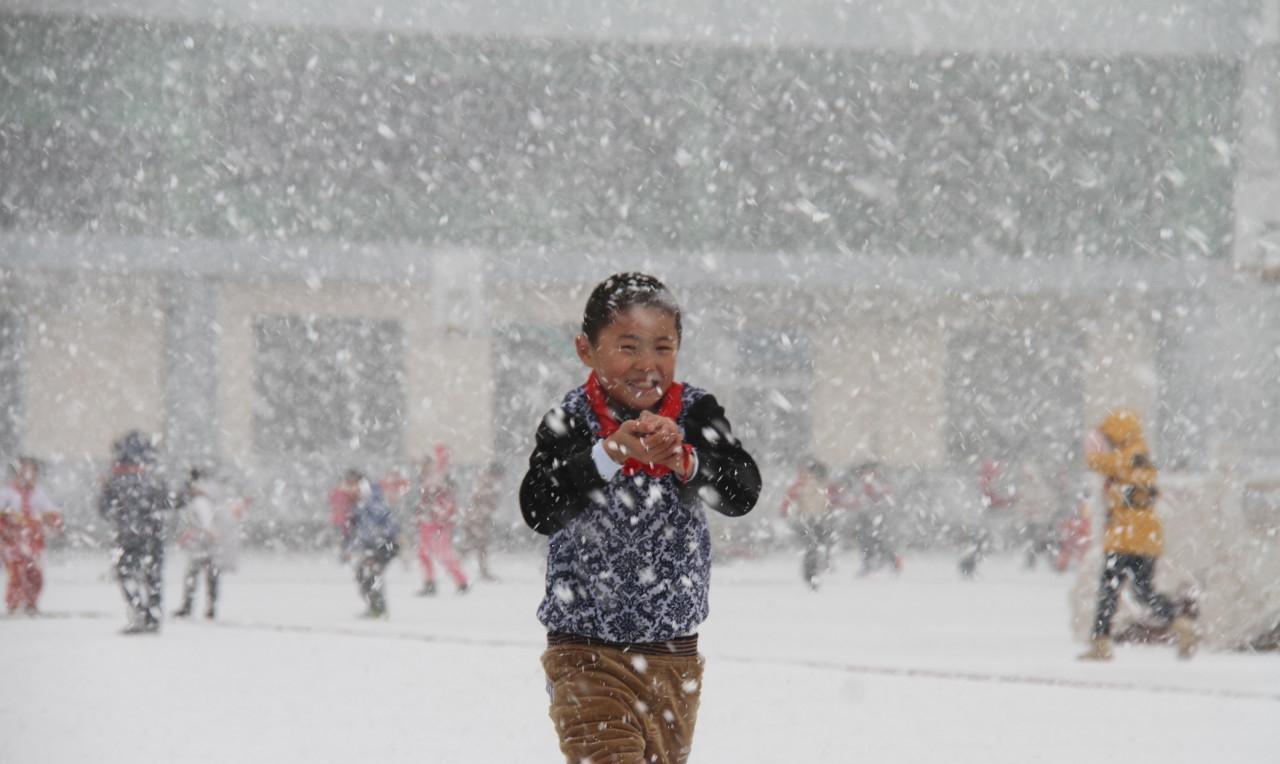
[414,444,468,595]
[0,457,62,615]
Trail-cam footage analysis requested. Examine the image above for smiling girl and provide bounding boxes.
[520,272,761,764]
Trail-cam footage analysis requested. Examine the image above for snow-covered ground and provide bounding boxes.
[3,550,1276,763]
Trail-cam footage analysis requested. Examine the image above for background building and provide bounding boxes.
[1,0,1277,543]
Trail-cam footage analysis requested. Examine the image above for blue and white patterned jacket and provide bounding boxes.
[520,383,761,644]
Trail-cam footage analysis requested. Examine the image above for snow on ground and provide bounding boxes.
[3,550,1276,763]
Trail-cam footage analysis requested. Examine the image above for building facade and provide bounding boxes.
[1,1,1277,537]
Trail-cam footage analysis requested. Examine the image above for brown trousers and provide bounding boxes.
[542,644,704,764]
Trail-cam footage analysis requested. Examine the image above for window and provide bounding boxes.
[945,322,1083,473]
[253,316,405,456]
[491,323,579,460]
[733,329,812,466]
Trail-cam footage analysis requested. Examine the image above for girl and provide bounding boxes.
[520,273,761,764]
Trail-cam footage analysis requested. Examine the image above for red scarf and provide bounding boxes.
[585,372,691,478]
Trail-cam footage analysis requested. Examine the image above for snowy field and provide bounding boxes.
[3,550,1276,764]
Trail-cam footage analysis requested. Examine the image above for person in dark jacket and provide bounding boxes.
[98,431,173,634]
[521,273,761,764]
[346,474,401,618]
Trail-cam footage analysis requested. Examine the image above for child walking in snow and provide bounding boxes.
[329,469,362,556]
[520,272,761,764]
[459,462,504,582]
[414,445,469,595]
[0,457,63,615]
[98,431,173,634]
[346,473,401,618]
[174,468,243,620]
[1079,410,1196,660]
[780,458,836,590]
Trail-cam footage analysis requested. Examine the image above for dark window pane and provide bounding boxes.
[945,323,1083,472]
[253,316,405,457]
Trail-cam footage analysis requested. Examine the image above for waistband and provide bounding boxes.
[547,631,699,657]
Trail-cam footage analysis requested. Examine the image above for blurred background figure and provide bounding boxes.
[780,458,836,590]
[1079,410,1196,661]
[98,431,173,634]
[843,462,902,577]
[1015,462,1059,571]
[1055,489,1093,572]
[347,475,400,618]
[328,469,362,559]
[0,456,63,615]
[959,459,1014,578]
[174,467,245,620]
[379,466,412,511]
[459,462,504,583]
[414,444,468,595]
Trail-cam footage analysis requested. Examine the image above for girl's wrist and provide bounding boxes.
[603,435,629,465]
[678,446,696,481]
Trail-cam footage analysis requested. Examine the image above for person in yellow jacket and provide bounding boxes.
[1079,409,1196,660]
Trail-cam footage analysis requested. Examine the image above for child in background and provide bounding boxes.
[780,458,836,590]
[1079,410,1196,660]
[329,469,362,556]
[1055,490,1093,572]
[0,456,63,615]
[414,445,469,595]
[347,474,401,618]
[98,431,173,634]
[174,468,243,620]
[521,272,761,764]
[460,462,504,582]
[844,462,902,577]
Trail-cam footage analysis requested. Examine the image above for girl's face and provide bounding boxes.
[576,305,679,411]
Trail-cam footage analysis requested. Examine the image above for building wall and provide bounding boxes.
[1082,297,1161,435]
[811,302,947,467]
[1234,0,1280,272]
[0,3,1273,529]
[214,272,494,466]
[19,272,164,460]
[0,13,1241,260]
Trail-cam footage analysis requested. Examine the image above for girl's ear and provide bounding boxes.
[574,334,595,367]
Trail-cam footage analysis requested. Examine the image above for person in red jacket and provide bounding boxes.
[959,459,1014,577]
[0,456,63,615]
[329,469,362,555]
[414,444,468,595]
[780,459,836,590]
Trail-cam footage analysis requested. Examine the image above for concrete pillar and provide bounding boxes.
[162,275,220,471]
[0,271,22,458]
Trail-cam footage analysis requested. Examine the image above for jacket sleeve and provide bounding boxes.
[679,394,762,517]
[153,480,177,513]
[1088,447,1156,487]
[1087,450,1129,480]
[97,480,116,520]
[519,407,609,535]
